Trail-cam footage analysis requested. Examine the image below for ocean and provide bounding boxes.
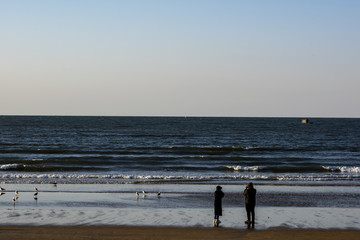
[0,116,359,228]
[1,116,359,185]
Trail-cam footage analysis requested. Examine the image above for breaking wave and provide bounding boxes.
[226,166,260,171]
[322,166,360,173]
[0,164,20,170]
[226,165,360,173]
[0,172,359,184]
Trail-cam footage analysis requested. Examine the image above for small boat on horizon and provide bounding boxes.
[301,119,312,124]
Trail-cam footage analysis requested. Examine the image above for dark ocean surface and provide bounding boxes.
[0,116,359,185]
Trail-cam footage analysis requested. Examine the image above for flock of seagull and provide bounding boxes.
[0,186,39,206]
[0,187,161,206]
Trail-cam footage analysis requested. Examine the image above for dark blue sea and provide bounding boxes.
[1,116,359,185]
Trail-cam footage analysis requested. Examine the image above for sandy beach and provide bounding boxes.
[0,226,359,240]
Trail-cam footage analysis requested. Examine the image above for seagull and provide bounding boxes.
[12,197,16,205]
[157,192,161,198]
[136,192,139,198]
[34,187,38,192]
[142,191,146,197]
[34,191,38,196]
[0,187,5,191]
[14,191,19,200]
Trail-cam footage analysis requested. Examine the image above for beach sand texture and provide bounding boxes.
[0,226,359,240]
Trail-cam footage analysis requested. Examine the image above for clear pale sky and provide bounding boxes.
[1,0,359,117]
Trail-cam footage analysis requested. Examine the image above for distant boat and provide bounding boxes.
[301,119,312,124]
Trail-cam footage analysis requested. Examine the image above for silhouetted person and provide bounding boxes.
[243,182,256,226]
[214,185,224,227]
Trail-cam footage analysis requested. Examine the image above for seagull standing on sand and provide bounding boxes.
[12,197,16,206]
[136,192,139,198]
[142,191,146,198]
[157,192,161,198]
[0,187,5,192]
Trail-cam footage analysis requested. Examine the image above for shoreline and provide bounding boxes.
[2,180,360,187]
[0,226,359,240]
[0,183,359,229]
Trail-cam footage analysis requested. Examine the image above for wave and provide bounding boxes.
[0,164,104,172]
[2,162,359,175]
[0,145,290,156]
[0,173,266,181]
[0,173,359,184]
[226,165,360,173]
[322,166,360,173]
[226,166,259,171]
[0,164,20,170]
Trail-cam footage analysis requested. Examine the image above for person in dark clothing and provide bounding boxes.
[243,182,256,226]
[214,185,224,227]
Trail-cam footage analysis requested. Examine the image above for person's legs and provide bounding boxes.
[245,205,251,222]
[251,207,255,223]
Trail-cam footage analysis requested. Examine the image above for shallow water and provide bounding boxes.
[0,183,359,229]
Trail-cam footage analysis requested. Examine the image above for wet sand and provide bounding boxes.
[0,226,359,240]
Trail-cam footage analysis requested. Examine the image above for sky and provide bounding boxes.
[1,0,359,117]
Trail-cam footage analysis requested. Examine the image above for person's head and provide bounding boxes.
[216,185,222,191]
[247,182,253,189]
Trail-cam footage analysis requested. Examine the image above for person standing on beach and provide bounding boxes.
[243,182,256,226]
[214,185,224,227]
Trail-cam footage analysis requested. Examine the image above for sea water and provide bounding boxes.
[0,116,359,228]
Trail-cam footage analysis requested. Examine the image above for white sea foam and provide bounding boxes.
[226,165,259,171]
[322,166,360,173]
[0,164,20,170]
[0,173,272,184]
[0,170,358,184]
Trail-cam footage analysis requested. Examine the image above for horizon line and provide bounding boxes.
[0,114,359,119]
